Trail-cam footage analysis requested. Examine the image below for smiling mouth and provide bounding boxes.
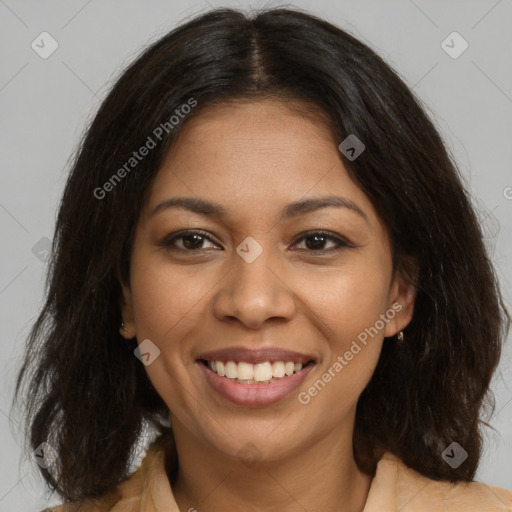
[198,359,315,384]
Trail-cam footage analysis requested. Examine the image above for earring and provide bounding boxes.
[120,321,125,330]
[397,331,404,342]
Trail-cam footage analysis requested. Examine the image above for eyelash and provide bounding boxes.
[158,229,352,254]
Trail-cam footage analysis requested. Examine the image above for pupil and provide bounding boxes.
[183,234,203,250]
[306,235,325,250]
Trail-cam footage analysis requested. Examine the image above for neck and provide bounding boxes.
[169,421,372,512]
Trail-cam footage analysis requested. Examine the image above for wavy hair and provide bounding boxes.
[13,6,509,503]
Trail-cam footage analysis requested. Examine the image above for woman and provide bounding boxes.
[13,7,512,511]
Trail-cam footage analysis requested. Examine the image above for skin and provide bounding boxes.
[120,99,416,512]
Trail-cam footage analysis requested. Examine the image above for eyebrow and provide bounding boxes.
[150,195,368,223]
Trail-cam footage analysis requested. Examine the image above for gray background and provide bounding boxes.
[1,0,511,509]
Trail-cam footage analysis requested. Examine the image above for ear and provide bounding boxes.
[119,279,137,339]
[383,262,417,338]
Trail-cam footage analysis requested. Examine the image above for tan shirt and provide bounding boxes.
[44,444,512,511]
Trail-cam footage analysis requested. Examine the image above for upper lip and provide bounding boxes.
[197,346,315,365]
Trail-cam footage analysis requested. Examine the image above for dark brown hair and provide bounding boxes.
[13,6,509,504]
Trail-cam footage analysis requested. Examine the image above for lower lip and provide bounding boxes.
[198,361,315,407]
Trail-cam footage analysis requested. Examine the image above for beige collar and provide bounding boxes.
[57,444,512,511]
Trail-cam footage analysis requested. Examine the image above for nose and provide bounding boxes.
[212,243,296,330]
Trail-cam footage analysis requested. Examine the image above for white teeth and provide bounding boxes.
[237,362,254,380]
[272,361,285,378]
[253,362,273,382]
[206,359,306,383]
[225,361,238,379]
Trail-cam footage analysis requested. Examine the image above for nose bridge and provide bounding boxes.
[213,235,295,329]
[235,240,276,295]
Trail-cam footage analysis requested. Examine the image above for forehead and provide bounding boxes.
[167,98,337,161]
[143,99,381,231]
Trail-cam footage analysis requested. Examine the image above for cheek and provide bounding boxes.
[129,253,213,342]
[299,279,386,417]
[299,259,391,341]
[297,258,390,395]
[128,253,208,413]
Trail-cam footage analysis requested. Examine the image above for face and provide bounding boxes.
[120,99,415,464]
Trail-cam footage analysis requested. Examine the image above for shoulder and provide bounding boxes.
[37,439,176,512]
[38,455,147,512]
[38,485,135,512]
[38,491,122,512]
[368,452,512,511]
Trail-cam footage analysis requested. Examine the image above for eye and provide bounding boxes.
[159,230,220,251]
[292,230,351,253]
[158,229,352,254]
